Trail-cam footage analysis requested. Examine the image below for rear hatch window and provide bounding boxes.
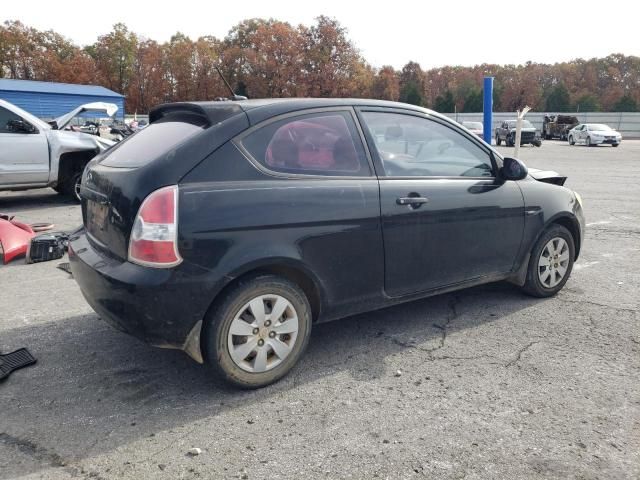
[101,115,206,168]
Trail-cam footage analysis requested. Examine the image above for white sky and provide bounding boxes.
[2,0,639,69]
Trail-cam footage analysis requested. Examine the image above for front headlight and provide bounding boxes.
[574,192,583,208]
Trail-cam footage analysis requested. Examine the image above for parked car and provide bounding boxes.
[542,114,579,140]
[568,123,621,147]
[495,119,542,147]
[0,100,116,201]
[461,121,483,138]
[69,98,585,388]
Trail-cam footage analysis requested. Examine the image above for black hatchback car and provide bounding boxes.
[69,98,585,388]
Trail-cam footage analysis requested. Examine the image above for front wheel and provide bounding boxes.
[522,225,575,298]
[568,135,575,145]
[587,136,594,147]
[57,172,83,202]
[496,136,502,146]
[612,143,619,147]
[203,275,312,388]
[506,135,514,147]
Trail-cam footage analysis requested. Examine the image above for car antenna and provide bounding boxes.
[214,65,247,101]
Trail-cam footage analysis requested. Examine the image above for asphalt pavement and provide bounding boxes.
[1,140,638,479]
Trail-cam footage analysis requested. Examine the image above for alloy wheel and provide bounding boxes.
[73,175,82,202]
[537,237,570,288]
[227,294,299,373]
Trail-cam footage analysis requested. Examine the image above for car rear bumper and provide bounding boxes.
[68,229,209,351]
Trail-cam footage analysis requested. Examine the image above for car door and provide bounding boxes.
[357,108,525,297]
[0,105,49,186]
[577,125,586,143]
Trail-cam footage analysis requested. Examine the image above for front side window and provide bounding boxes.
[0,106,23,133]
[240,111,370,176]
[361,112,494,178]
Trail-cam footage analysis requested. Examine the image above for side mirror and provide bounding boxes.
[500,157,528,181]
[6,119,36,134]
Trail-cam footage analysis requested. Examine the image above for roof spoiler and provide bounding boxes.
[149,102,245,127]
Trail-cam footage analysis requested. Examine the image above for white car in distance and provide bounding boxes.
[568,123,622,147]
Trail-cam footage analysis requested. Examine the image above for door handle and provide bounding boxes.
[396,196,429,206]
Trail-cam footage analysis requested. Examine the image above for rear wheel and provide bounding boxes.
[506,134,514,147]
[522,225,575,297]
[203,275,312,388]
[496,135,502,146]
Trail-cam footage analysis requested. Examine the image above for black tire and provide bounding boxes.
[587,136,594,147]
[496,135,502,146]
[58,172,83,202]
[506,134,514,147]
[612,143,619,147]
[203,274,312,388]
[522,224,575,298]
[568,135,575,146]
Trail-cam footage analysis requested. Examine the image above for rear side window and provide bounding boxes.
[239,111,370,176]
[101,117,206,168]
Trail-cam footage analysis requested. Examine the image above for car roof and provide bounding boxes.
[150,98,444,127]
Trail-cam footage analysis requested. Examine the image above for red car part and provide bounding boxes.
[0,218,35,264]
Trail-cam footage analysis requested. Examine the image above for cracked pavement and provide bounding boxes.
[1,141,639,479]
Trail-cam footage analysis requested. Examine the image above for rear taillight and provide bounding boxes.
[128,185,182,268]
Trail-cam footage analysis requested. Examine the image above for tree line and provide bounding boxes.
[1,18,638,114]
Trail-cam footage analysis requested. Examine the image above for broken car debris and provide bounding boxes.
[0,213,67,264]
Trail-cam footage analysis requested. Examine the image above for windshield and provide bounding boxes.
[507,120,534,128]
[588,124,612,131]
[463,122,482,129]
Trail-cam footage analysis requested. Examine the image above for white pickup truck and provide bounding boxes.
[0,99,116,201]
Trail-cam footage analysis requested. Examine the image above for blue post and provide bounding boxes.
[483,77,493,144]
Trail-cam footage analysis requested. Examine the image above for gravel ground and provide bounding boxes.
[1,140,639,479]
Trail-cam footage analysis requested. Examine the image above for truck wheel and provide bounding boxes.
[203,274,312,388]
[496,136,502,146]
[506,135,514,147]
[58,172,82,202]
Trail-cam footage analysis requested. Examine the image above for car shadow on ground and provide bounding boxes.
[0,282,543,478]
[0,189,76,211]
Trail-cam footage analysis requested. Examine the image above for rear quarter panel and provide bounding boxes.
[178,143,384,322]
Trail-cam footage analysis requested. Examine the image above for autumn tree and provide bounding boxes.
[399,61,424,106]
[86,23,137,95]
[434,90,455,112]
[301,16,366,97]
[612,94,637,112]
[127,39,167,113]
[372,66,399,101]
[574,94,599,112]
[2,20,639,114]
[545,83,571,111]
[221,19,305,98]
